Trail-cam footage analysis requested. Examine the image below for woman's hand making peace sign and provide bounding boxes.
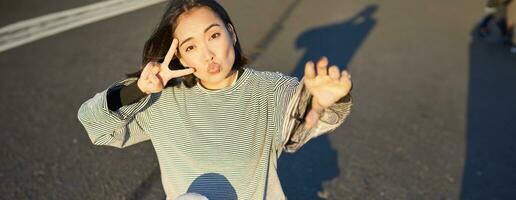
[137,38,195,94]
[303,57,352,128]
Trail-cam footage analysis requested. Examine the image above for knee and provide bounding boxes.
[175,193,209,200]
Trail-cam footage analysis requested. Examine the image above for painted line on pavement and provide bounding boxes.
[0,0,167,53]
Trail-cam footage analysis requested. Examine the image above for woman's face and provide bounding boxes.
[174,6,237,89]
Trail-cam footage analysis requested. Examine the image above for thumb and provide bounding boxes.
[304,97,324,128]
[304,109,320,129]
[311,97,324,112]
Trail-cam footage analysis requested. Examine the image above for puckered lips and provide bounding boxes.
[208,62,221,74]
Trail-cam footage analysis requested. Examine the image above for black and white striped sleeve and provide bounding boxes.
[272,75,300,151]
[279,78,352,153]
[77,78,153,148]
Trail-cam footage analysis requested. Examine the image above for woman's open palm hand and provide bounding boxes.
[303,57,352,128]
[137,38,194,94]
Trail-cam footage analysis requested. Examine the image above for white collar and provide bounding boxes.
[230,70,238,86]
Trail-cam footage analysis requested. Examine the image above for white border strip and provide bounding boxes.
[0,0,167,53]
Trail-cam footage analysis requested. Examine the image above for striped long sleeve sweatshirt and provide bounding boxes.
[77,67,352,200]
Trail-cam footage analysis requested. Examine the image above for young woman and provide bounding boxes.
[77,0,352,199]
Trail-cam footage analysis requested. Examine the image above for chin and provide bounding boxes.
[198,74,223,84]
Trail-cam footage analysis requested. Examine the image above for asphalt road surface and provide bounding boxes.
[1,0,515,199]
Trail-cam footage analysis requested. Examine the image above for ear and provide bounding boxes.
[227,23,237,45]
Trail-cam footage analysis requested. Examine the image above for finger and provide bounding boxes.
[140,62,155,80]
[171,68,195,77]
[149,73,162,86]
[160,61,173,76]
[316,57,328,76]
[162,38,179,68]
[340,70,351,80]
[341,70,350,77]
[160,68,195,83]
[150,64,160,75]
[328,65,340,80]
[144,65,160,83]
[340,70,352,85]
[304,61,316,79]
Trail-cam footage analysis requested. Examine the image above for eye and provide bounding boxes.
[185,45,195,52]
[209,32,221,40]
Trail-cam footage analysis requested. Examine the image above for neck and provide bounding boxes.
[200,69,238,90]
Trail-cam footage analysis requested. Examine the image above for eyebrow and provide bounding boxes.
[179,24,221,47]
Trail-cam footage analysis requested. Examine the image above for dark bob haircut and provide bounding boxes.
[127,0,247,88]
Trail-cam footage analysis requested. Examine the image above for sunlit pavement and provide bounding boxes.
[0,0,515,199]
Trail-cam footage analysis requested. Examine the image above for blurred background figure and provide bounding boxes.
[509,1,516,53]
[478,0,513,43]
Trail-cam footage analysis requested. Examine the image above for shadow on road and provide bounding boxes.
[248,0,303,61]
[460,22,516,199]
[128,166,164,200]
[278,5,378,199]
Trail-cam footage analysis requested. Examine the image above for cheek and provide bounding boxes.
[226,45,236,66]
[181,54,203,69]
[181,56,207,78]
[215,38,235,63]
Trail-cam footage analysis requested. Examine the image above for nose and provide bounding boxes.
[202,43,215,62]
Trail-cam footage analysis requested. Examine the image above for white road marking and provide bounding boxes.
[0,0,167,53]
